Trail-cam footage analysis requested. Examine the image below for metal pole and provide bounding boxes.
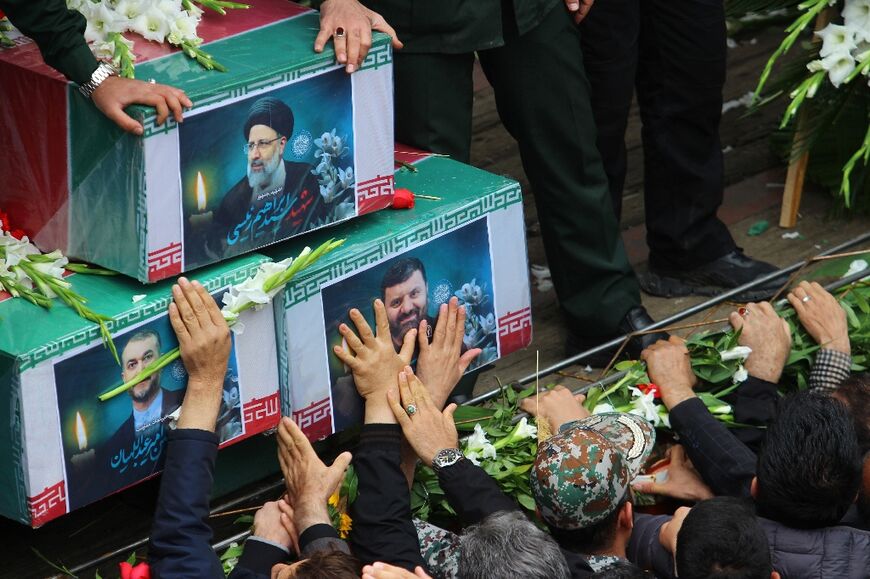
[466,232,870,406]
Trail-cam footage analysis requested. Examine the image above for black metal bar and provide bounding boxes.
[465,233,870,406]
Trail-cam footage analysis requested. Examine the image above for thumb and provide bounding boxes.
[443,403,457,421]
[729,311,744,332]
[330,451,353,475]
[399,328,417,364]
[632,480,666,496]
[457,348,482,373]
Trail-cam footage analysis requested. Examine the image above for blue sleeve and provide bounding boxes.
[148,428,224,579]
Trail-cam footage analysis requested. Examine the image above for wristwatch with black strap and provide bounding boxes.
[431,448,465,472]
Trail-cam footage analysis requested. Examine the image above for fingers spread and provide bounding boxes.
[168,302,190,342]
[339,322,364,353]
[350,308,375,344]
[399,327,417,365]
[373,299,390,337]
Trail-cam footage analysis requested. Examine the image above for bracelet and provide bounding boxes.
[79,62,118,99]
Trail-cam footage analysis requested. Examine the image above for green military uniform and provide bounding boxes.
[364,0,641,335]
[0,0,98,84]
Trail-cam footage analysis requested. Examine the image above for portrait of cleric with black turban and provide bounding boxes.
[198,97,328,259]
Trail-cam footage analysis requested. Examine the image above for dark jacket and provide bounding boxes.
[148,428,345,578]
[438,454,594,577]
[0,0,98,83]
[360,0,559,53]
[348,424,427,570]
[628,512,870,579]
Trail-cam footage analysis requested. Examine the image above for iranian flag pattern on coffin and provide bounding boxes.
[0,254,281,527]
[0,0,394,283]
[266,151,533,442]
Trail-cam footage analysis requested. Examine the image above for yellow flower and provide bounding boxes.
[328,490,340,508]
[338,513,353,538]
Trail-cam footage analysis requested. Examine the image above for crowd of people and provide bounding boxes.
[146,277,869,578]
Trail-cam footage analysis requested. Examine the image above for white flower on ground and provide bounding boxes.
[719,345,753,362]
[0,236,40,267]
[733,364,749,383]
[844,0,870,42]
[31,250,69,280]
[628,386,661,427]
[816,23,858,58]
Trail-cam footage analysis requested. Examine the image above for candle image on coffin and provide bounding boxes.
[70,411,95,470]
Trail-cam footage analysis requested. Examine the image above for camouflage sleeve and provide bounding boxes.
[413,519,461,579]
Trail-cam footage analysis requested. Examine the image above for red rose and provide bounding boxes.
[637,383,660,398]
[119,561,151,579]
[391,188,415,210]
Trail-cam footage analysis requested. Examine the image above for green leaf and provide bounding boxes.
[233,514,254,525]
[126,552,137,565]
[747,219,770,236]
[516,493,536,512]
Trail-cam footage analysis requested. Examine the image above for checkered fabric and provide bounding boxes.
[809,348,852,394]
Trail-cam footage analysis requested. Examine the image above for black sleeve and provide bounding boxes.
[669,397,757,498]
[437,457,520,525]
[148,429,224,579]
[348,424,426,570]
[0,0,98,84]
[299,524,350,557]
[726,375,780,453]
[627,513,676,578]
[229,540,287,579]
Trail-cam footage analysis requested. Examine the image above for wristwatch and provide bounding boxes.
[79,62,118,99]
[432,448,464,472]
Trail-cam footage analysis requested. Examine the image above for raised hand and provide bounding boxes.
[387,367,459,466]
[169,277,231,431]
[416,297,481,409]
[276,416,352,532]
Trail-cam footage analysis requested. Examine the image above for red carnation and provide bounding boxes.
[119,561,151,579]
[391,188,415,210]
[637,383,660,398]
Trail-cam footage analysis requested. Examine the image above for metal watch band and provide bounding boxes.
[431,448,464,472]
[79,62,117,99]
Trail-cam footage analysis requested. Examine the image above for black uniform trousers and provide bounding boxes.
[579,0,736,271]
[393,2,641,334]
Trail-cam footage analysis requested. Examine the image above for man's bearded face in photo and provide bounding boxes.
[384,269,428,348]
[121,334,162,405]
[246,124,285,190]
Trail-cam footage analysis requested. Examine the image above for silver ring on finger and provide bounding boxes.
[802,295,811,303]
[335,27,346,38]
[406,404,417,416]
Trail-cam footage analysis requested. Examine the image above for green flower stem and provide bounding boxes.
[98,348,179,401]
[182,0,250,15]
[841,119,870,207]
[108,32,135,78]
[65,263,118,276]
[182,40,227,73]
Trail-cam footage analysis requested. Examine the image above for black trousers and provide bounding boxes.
[393,3,641,335]
[580,0,736,271]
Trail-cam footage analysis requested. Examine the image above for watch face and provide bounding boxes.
[434,448,462,469]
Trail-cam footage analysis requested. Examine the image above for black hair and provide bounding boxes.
[833,373,870,455]
[548,497,627,554]
[380,257,426,299]
[123,329,162,355]
[756,391,862,528]
[676,497,772,579]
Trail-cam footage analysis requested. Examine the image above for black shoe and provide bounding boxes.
[565,306,669,367]
[640,250,785,302]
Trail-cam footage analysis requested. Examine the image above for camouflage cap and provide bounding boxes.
[530,413,656,530]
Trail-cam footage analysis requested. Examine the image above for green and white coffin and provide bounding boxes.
[0,0,394,283]
[267,153,533,441]
[0,254,280,527]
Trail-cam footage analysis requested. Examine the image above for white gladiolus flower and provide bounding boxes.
[31,250,69,280]
[733,364,749,383]
[513,417,537,440]
[220,258,294,320]
[466,423,491,450]
[115,0,145,22]
[844,0,870,42]
[820,51,857,87]
[816,23,858,58]
[168,12,198,44]
[628,386,661,426]
[0,236,40,267]
[719,345,753,362]
[133,7,171,43]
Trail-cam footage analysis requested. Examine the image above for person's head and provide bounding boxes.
[531,413,655,555]
[832,373,870,522]
[270,548,361,579]
[676,497,779,579]
[753,391,862,528]
[459,511,570,579]
[120,329,162,405]
[380,258,428,348]
[243,97,292,190]
[590,561,655,578]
